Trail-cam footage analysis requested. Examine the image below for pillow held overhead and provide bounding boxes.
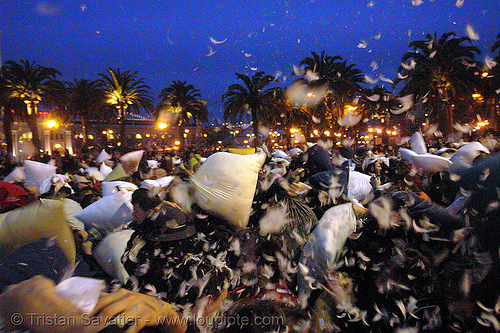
[190,152,266,228]
[23,160,57,187]
[120,150,144,175]
[96,149,111,165]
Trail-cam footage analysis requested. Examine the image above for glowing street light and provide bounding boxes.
[46,119,57,129]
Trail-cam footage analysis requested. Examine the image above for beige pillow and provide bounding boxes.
[0,199,76,264]
[190,152,266,228]
[120,150,144,175]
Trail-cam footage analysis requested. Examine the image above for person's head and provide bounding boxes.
[216,298,311,333]
[131,188,162,224]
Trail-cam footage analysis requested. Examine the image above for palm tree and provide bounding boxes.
[98,67,154,143]
[393,32,482,136]
[294,52,365,132]
[52,78,115,146]
[222,71,281,146]
[1,60,63,154]
[155,80,209,150]
[481,33,500,131]
[0,72,23,156]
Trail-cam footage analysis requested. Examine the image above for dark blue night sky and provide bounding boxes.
[1,0,499,120]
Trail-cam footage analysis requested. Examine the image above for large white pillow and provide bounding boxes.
[23,160,57,187]
[96,149,111,164]
[190,152,266,228]
[99,163,113,178]
[298,203,357,306]
[120,150,144,175]
[410,132,427,155]
[93,229,134,283]
[101,181,138,197]
[3,166,25,183]
[74,189,133,236]
[448,142,490,175]
[412,153,453,173]
[347,171,372,203]
[399,148,418,162]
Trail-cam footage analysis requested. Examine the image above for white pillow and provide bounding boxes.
[399,148,417,162]
[448,142,490,175]
[3,166,25,183]
[93,229,134,283]
[410,132,427,155]
[38,174,70,195]
[141,176,174,197]
[99,163,113,178]
[120,150,144,175]
[298,203,357,306]
[96,149,111,164]
[74,189,133,236]
[412,153,453,173]
[190,152,266,228]
[347,171,372,202]
[85,167,105,182]
[101,181,138,197]
[23,160,57,187]
[147,160,159,169]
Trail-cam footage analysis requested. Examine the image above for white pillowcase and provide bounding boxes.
[190,152,266,228]
[120,150,144,175]
[93,229,134,283]
[23,160,57,187]
[101,181,138,197]
[74,189,133,236]
[99,163,113,178]
[3,166,25,183]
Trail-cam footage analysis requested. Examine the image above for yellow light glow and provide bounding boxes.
[387,130,392,135]
[158,122,167,129]
[472,93,482,99]
[185,129,189,133]
[313,129,319,135]
[368,128,373,133]
[102,131,107,135]
[54,143,61,149]
[482,72,488,78]
[324,131,330,136]
[175,141,181,145]
[290,128,297,133]
[135,134,142,139]
[46,120,56,128]
[108,130,113,134]
[376,129,382,134]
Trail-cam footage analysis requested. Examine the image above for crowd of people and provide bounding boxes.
[0,129,500,333]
